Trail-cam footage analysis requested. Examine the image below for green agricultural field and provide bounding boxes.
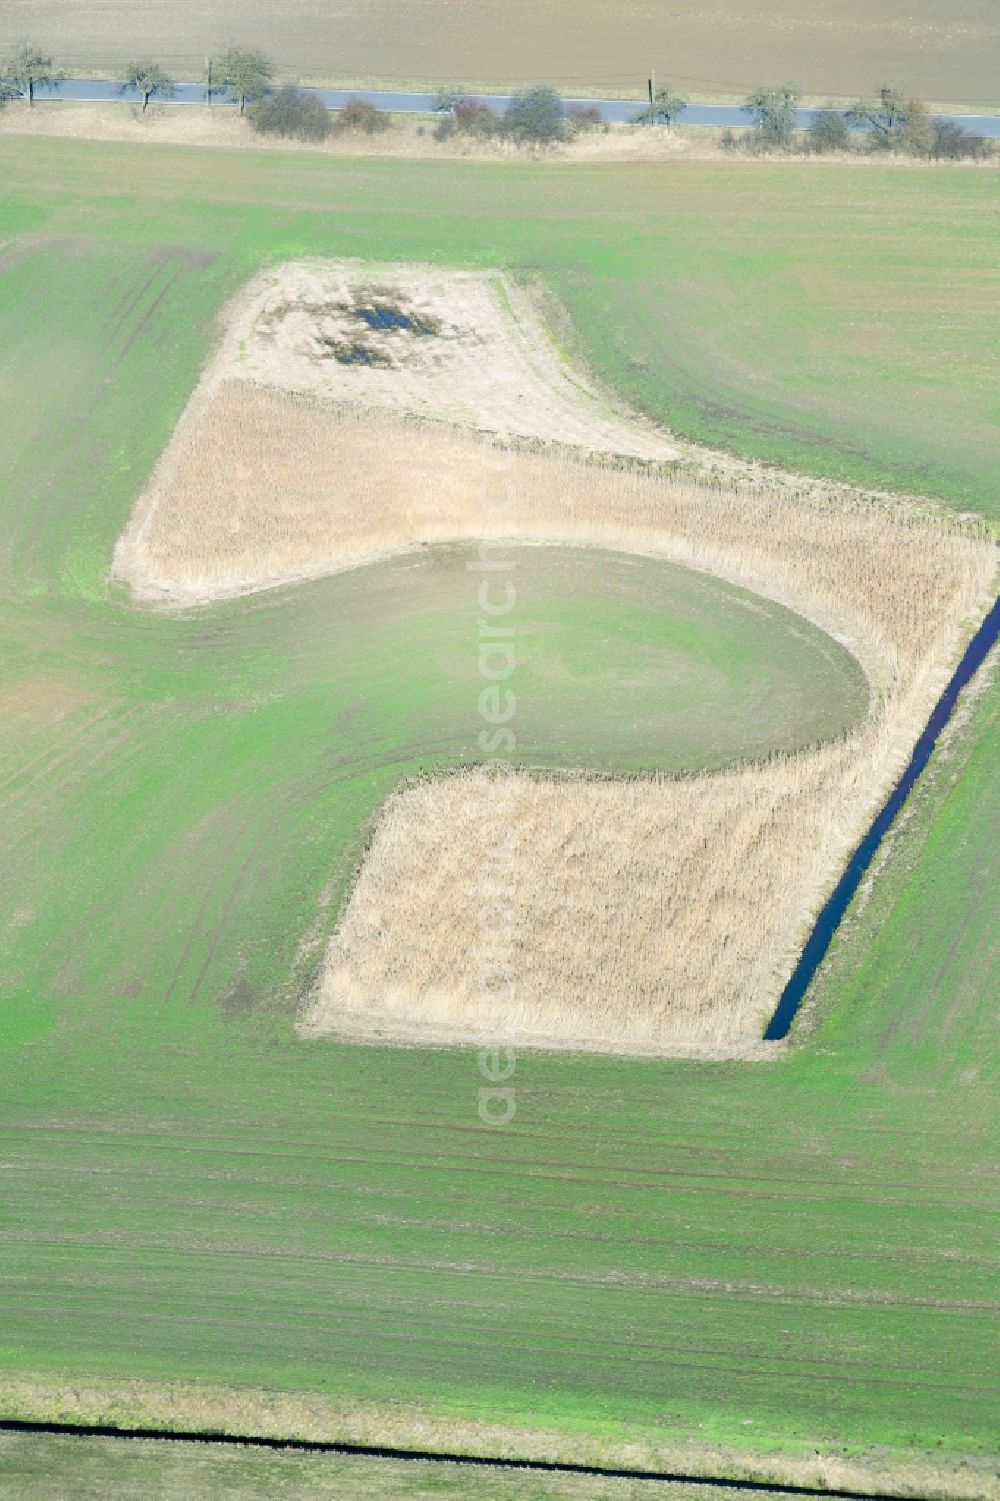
[4,0,999,105]
[0,1432,802,1501]
[0,136,998,1495]
[1,137,998,517]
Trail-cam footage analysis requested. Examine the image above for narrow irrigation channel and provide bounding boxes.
[764,592,1000,1041]
[0,1420,942,1500]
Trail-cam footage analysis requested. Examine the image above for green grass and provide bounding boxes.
[0,137,997,1488]
[0,1433,803,1501]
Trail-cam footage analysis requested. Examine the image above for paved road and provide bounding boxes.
[28,78,1000,136]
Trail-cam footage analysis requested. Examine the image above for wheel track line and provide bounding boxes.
[0,251,168,515]
[25,260,192,553]
[172,735,469,1006]
[3,1133,978,1211]
[7,721,216,982]
[0,707,145,849]
[0,700,126,804]
[0,712,171,986]
[5,1228,995,1314]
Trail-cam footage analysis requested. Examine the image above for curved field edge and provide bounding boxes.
[0,1381,995,1501]
[1,139,998,521]
[536,193,1000,518]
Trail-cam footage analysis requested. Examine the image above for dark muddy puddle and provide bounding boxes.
[352,301,441,335]
[320,338,392,366]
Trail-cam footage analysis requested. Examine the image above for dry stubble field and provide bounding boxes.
[2,0,998,104]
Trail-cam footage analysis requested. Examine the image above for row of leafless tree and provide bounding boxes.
[0,41,271,113]
[733,84,992,158]
[1,47,992,159]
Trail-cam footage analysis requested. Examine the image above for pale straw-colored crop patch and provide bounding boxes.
[306,616,991,1058]
[112,261,996,1056]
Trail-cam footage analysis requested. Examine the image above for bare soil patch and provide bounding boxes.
[210,260,677,459]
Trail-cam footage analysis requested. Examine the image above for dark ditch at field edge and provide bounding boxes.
[764,591,1000,1040]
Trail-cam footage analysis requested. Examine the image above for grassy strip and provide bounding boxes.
[0,1381,993,1501]
[0,1430,837,1501]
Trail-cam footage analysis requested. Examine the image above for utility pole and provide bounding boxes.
[205,54,213,105]
[648,68,655,123]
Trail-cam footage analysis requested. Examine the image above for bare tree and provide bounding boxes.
[431,88,468,115]
[452,100,500,137]
[249,86,331,140]
[334,97,391,135]
[4,41,61,108]
[636,84,688,131]
[743,84,800,146]
[216,47,272,115]
[898,98,934,156]
[846,86,909,143]
[121,61,175,113]
[566,104,605,133]
[930,119,992,160]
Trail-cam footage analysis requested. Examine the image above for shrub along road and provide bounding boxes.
[25,77,1000,134]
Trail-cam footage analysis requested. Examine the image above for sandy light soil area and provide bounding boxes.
[112,259,996,1056]
[219,260,678,458]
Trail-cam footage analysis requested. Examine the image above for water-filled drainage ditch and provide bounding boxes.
[0,1419,944,1499]
[764,591,1000,1042]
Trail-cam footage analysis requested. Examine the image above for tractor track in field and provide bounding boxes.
[0,1419,957,1500]
[0,698,141,806]
[1,1279,990,1402]
[177,732,489,1006]
[7,248,216,585]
